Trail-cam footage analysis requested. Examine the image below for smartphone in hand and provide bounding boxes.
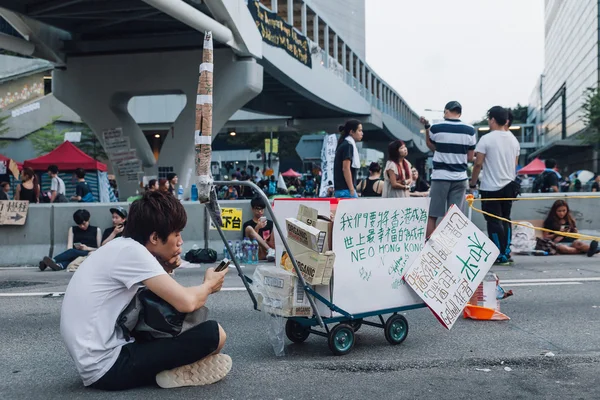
[215,259,231,272]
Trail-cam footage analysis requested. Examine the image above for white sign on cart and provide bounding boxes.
[332,198,430,315]
[404,205,499,330]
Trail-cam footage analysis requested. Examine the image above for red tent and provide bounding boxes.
[281,168,302,178]
[0,154,23,170]
[24,141,107,171]
[518,157,545,175]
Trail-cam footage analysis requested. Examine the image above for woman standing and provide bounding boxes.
[357,162,383,197]
[333,119,363,198]
[383,140,412,198]
[15,167,40,203]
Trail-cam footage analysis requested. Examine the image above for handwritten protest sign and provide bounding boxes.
[332,198,430,315]
[0,200,29,225]
[210,208,243,231]
[404,205,499,330]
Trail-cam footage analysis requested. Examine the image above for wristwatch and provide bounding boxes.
[424,123,431,129]
[469,183,476,188]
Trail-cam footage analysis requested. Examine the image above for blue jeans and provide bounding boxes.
[335,189,358,199]
[54,248,89,269]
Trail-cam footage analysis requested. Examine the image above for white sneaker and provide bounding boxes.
[266,248,276,262]
[155,353,232,389]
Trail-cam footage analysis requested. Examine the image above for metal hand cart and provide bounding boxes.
[209,181,426,355]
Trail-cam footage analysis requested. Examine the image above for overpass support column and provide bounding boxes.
[53,48,262,199]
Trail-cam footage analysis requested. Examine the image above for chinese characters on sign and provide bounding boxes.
[210,208,243,231]
[404,205,499,330]
[0,200,29,225]
[318,134,337,198]
[332,198,430,315]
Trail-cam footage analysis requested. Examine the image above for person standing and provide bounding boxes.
[167,172,178,196]
[71,168,95,202]
[333,119,363,198]
[421,101,476,237]
[383,140,412,198]
[592,175,600,192]
[470,106,520,265]
[357,162,383,197]
[47,164,67,203]
[15,167,40,203]
[0,181,10,200]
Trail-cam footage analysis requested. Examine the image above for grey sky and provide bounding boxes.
[365,0,544,124]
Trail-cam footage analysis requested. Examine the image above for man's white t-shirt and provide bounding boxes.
[50,176,66,195]
[60,237,166,386]
[474,130,520,191]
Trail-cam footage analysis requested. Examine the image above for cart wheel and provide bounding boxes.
[384,314,408,345]
[328,324,355,356]
[285,320,310,343]
[349,319,363,332]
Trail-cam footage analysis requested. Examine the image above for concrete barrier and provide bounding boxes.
[1,193,598,266]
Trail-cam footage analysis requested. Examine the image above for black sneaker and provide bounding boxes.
[587,240,598,257]
[38,261,47,271]
[43,256,62,271]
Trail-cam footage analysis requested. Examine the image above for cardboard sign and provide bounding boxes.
[210,208,242,231]
[332,198,430,315]
[404,205,500,330]
[116,159,143,175]
[0,200,29,225]
[105,137,130,154]
[102,128,123,142]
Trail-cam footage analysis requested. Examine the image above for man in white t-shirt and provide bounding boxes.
[47,164,66,203]
[470,106,520,265]
[60,191,231,390]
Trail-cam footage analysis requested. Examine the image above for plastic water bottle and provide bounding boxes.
[235,240,241,262]
[252,239,259,264]
[191,184,198,201]
[224,240,232,259]
[177,185,184,201]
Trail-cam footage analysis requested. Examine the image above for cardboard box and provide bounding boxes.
[253,266,312,317]
[281,240,335,285]
[286,217,327,253]
[297,205,333,251]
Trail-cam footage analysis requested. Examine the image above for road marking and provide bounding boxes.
[503,277,600,284]
[220,287,247,291]
[508,282,582,287]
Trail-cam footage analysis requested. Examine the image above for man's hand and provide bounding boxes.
[419,116,430,126]
[79,244,91,251]
[204,267,228,293]
[256,218,267,230]
[114,224,124,235]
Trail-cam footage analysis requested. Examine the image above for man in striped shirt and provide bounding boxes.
[421,101,476,237]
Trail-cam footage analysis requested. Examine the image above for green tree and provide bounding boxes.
[580,87,600,145]
[29,117,107,159]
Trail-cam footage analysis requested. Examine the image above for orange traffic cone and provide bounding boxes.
[463,304,510,320]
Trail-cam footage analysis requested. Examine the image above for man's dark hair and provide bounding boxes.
[166,172,177,181]
[75,168,86,179]
[487,106,509,126]
[545,158,557,169]
[444,101,462,114]
[251,196,266,209]
[507,110,514,128]
[1,181,9,188]
[73,209,91,225]
[48,165,59,174]
[124,191,187,245]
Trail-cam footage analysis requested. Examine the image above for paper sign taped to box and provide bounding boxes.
[0,200,29,225]
[102,127,123,142]
[210,208,242,231]
[404,205,500,330]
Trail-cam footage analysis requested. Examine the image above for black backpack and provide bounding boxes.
[532,171,550,193]
[184,248,217,263]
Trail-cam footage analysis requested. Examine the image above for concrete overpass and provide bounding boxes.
[0,0,428,197]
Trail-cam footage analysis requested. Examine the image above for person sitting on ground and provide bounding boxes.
[47,164,67,203]
[60,191,231,390]
[410,167,430,197]
[543,200,598,257]
[40,209,102,271]
[71,168,95,202]
[243,196,275,261]
[101,206,128,246]
[357,162,383,197]
[0,181,9,200]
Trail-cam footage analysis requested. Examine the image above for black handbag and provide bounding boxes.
[116,287,208,342]
[184,248,217,263]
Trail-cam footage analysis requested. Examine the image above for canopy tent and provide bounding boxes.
[281,168,302,178]
[23,141,116,202]
[517,158,545,175]
[23,141,107,171]
[0,154,23,170]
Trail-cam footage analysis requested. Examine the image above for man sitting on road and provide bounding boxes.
[101,206,128,246]
[60,191,231,390]
[243,196,276,261]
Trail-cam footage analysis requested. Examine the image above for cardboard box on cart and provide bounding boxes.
[254,265,312,317]
[281,239,335,285]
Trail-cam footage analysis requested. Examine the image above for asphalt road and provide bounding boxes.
[1,255,600,399]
